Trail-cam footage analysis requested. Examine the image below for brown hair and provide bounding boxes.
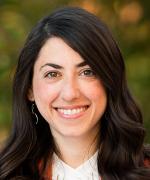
[0,7,150,179]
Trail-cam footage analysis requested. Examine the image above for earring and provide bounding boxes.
[32,103,38,125]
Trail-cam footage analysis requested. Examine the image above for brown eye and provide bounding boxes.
[80,69,95,77]
[45,71,61,78]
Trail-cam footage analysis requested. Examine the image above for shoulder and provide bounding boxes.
[144,158,150,167]
[143,144,150,168]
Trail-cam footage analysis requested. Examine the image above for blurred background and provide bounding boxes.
[0,0,150,145]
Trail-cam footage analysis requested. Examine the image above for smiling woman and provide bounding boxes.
[28,37,107,141]
[0,6,150,180]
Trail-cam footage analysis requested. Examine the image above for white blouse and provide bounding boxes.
[52,151,100,180]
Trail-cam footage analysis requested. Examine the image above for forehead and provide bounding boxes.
[35,37,85,67]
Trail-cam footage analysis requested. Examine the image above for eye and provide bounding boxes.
[44,71,62,79]
[80,69,95,77]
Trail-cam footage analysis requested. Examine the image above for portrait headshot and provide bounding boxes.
[0,3,150,180]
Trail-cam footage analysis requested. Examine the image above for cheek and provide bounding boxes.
[32,78,59,105]
[32,79,60,121]
[83,81,107,103]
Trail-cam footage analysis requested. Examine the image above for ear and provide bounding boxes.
[27,88,35,102]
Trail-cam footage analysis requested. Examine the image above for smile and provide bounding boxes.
[54,105,89,118]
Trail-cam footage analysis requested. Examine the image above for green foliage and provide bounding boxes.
[0,0,149,143]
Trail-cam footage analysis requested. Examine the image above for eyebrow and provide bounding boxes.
[40,61,87,70]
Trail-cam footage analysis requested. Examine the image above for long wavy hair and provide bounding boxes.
[0,7,150,180]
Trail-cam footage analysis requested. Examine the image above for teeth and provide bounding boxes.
[58,107,87,115]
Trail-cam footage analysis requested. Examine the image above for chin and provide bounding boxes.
[59,129,88,138]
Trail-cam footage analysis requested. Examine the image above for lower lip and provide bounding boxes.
[55,107,89,119]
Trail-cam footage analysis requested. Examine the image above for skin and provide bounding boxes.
[28,37,107,167]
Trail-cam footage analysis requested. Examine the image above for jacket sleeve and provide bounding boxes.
[144,158,150,168]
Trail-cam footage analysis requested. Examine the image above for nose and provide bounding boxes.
[60,78,81,102]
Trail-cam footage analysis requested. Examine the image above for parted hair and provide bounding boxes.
[0,7,150,180]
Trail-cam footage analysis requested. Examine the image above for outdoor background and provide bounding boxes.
[0,0,150,145]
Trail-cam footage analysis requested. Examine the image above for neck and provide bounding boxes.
[52,129,99,168]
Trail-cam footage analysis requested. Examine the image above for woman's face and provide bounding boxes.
[29,37,107,139]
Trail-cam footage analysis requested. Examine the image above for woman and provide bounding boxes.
[0,7,150,180]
